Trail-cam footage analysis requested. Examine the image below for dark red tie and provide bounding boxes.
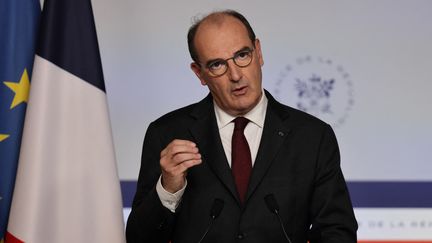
[231,117,252,203]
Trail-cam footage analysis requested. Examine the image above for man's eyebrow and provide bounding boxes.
[234,46,252,55]
[205,58,224,67]
[205,46,252,67]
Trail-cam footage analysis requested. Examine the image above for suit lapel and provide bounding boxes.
[188,95,240,205]
[245,92,291,202]
[188,92,292,205]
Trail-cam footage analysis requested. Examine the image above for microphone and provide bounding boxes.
[307,223,322,243]
[197,198,224,243]
[264,194,292,243]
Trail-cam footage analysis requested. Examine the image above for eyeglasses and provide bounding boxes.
[201,47,254,77]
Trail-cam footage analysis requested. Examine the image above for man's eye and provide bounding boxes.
[209,61,225,70]
[236,51,250,60]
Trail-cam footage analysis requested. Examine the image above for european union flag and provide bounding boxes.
[0,0,40,240]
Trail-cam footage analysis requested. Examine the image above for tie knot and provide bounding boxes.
[233,117,249,131]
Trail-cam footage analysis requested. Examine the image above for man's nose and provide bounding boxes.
[226,60,242,82]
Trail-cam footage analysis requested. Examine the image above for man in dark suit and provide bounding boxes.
[126,10,357,243]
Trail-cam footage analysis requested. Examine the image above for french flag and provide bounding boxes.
[6,0,126,242]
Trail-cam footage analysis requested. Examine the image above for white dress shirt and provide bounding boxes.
[156,92,268,212]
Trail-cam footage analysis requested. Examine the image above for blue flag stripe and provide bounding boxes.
[36,0,105,92]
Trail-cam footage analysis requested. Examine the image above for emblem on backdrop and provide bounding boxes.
[274,56,354,128]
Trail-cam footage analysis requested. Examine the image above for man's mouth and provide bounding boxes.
[232,86,248,96]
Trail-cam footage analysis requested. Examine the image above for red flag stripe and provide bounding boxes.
[5,232,24,243]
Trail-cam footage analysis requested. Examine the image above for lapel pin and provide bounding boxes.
[278,131,285,137]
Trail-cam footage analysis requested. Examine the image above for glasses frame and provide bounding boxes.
[199,47,255,78]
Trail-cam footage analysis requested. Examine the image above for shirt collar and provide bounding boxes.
[214,90,268,129]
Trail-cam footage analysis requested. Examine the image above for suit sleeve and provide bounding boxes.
[308,124,358,242]
[126,122,176,243]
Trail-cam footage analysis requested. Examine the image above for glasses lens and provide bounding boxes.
[208,60,228,76]
[234,50,253,67]
[206,48,254,77]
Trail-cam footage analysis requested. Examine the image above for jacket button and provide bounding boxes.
[157,220,165,230]
[236,233,245,240]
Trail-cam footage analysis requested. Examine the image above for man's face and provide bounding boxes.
[191,16,264,116]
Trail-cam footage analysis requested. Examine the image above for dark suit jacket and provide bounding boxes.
[126,91,357,243]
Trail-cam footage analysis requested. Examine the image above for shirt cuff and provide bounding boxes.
[156,175,186,213]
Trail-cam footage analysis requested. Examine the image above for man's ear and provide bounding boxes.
[191,62,207,86]
[254,39,264,66]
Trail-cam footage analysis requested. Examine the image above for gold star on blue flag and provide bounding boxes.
[0,0,40,240]
[4,69,31,109]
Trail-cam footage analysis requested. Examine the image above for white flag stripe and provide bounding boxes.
[8,55,125,243]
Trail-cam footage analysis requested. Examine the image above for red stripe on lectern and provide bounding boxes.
[358,241,432,243]
[5,232,24,243]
